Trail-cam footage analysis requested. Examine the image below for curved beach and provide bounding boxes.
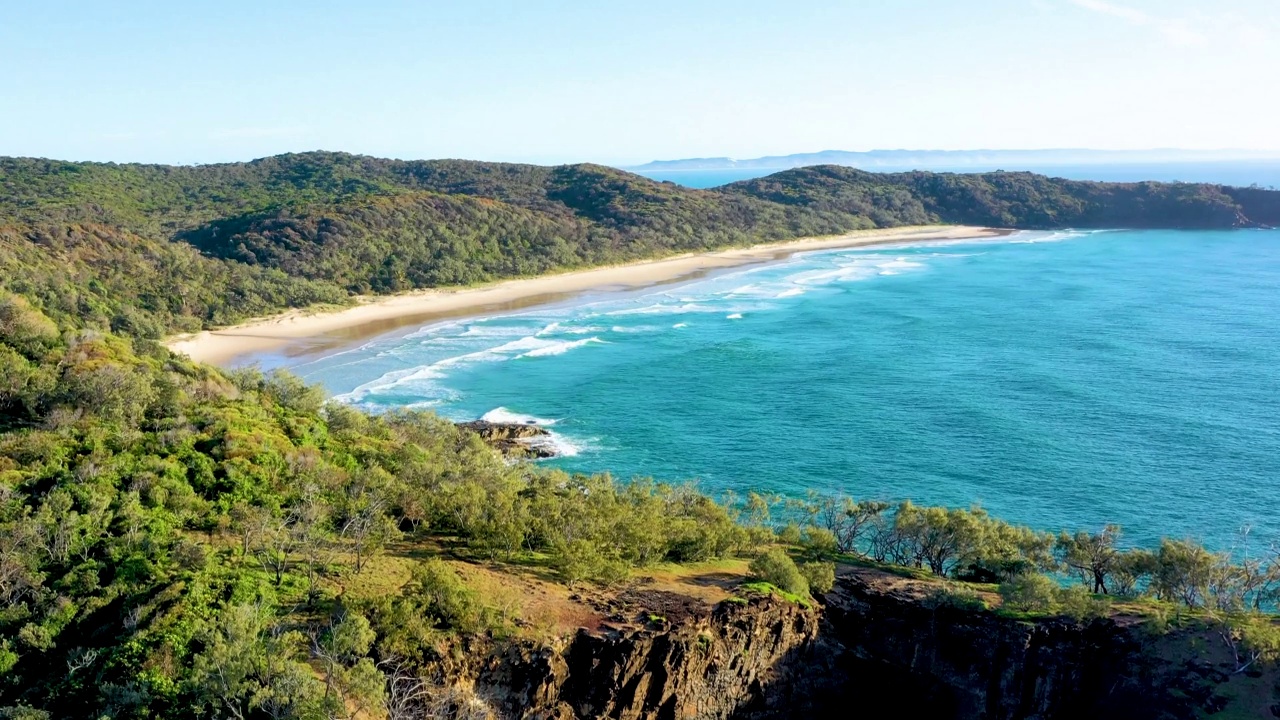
[166,224,1003,366]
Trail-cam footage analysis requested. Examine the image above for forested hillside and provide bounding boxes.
[719,164,1280,230]
[3,152,1276,341]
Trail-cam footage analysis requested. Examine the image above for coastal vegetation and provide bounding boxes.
[3,283,1279,716]
[3,153,1280,717]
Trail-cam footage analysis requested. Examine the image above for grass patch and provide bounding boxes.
[739,581,811,608]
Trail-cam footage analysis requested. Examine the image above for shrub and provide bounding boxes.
[263,369,326,415]
[776,523,802,545]
[410,559,482,631]
[1056,585,1111,622]
[800,526,838,559]
[923,584,988,612]
[749,548,809,596]
[0,706,51,720]
[799,561,836,594]
[552,539,629,587]
[998,573,1059,613]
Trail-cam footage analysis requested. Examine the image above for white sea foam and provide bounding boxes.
[458,324,535,338]
[403,319,471,340]
[544,431,590,457]
[879,257,925,270]
[475,408,594,458]
[516,337,605,358]
[673,322,688,329]
[726,313,743,319]
[606,301,770,318]
[403,400,442,410]
[331,367,420,403]
[789,264,879,286]
[725,283,773,298]
[1009,230,1090,244]
[605,302,712,316]
[487,336,559,355]
[332,341,522,403]
[480,406,557,426]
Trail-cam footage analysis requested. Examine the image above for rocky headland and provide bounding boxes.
[459,420,558,459]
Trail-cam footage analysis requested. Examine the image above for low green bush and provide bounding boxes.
[998,573,1059,613]
[749,548,809,596]
[799,561,836,594]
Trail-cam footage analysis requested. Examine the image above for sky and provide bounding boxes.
[2,0,1278,165]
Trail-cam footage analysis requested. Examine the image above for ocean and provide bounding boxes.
[636,160,1280,189]
[285,228,1280,550]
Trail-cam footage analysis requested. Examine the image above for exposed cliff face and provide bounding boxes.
[427,570,1280,720]
[809,572,1223,720]
[437,595,819,719]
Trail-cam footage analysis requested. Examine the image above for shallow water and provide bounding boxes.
[287,229,1280,549]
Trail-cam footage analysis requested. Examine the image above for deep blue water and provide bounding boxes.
[637,161,1280,189]
[289,230,1280,549]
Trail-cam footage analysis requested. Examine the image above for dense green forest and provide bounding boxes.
[719,164,1280,230]
[3,153,1280,718]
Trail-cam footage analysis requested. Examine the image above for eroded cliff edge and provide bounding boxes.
[424,567,1280,720]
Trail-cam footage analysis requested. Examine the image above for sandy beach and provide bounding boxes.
[166,225,1004,366]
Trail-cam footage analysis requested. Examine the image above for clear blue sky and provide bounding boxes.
[3,0,1277,165]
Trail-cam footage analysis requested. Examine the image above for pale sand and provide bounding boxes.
[166,225,1005,366]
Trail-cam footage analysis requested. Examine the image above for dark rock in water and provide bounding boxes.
[458,420,556,459]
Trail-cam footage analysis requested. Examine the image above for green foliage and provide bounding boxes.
[923,583,989,613]
[0,707,51,720]
[739,581,810,606]
[799,526,838,560]
[409,559,486,632]
[998,573,1060,613]
[880,501,1054,582]
[799,561,836,594]
[523,474,751,584]
[749,548,809,596]
[724,165,1280,231]
[189,602,325,720]
[1057,585,1112,622]
[1056,525,1122,594]
[1221,613,1280,672]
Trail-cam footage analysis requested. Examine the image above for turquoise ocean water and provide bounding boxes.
[286,229,1280,550]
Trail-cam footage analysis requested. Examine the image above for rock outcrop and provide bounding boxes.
[414,592,817,719]
[458,420,557,459]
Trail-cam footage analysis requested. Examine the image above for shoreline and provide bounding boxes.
[166,225,1007,366]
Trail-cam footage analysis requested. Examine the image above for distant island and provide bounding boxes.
[629,148,1280,173]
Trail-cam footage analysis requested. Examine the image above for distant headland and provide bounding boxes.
[628,148,1280,173]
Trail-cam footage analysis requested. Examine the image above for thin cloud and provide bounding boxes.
[1069,0,1207,47]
